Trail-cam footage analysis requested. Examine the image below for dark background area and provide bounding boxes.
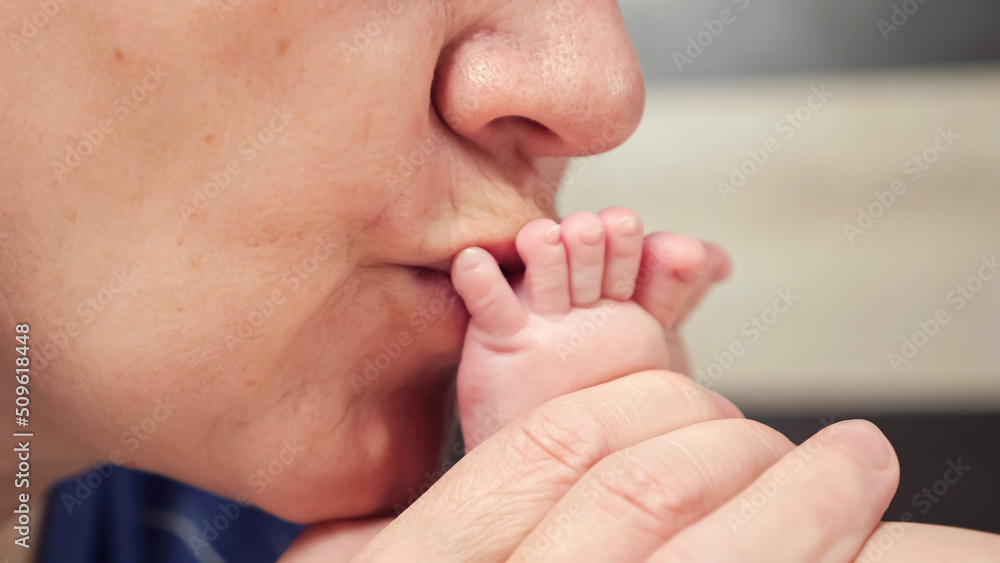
[750,411,1000,533]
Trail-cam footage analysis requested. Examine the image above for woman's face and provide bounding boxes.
[0,0,643,522]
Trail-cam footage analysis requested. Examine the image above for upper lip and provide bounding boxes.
[416,237,525,276]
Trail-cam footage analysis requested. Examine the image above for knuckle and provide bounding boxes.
[606,370,726,426]
[587,450,691,537]
[501,405,610,483]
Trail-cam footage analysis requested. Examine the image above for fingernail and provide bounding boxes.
[581,227,604,245]
[545,224,561,245]
[617,217,641,237]
[458,249,483,272]
[829,420,893,471]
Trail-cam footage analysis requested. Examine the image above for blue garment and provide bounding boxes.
[40,465,304,563]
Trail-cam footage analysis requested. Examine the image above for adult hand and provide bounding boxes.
[281,370,901,562]
[858,523,1000,562]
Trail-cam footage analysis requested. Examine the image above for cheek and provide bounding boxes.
[3,0,459,520]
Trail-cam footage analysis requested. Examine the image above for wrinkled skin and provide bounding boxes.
[0,0,644,522]
[4,2,1000,562]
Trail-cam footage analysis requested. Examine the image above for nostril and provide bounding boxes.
[472,115,559,147]
[506,116,551,134]
[491,115,559,140]
[478,115,566,158]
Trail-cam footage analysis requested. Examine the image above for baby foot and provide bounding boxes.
[451,208,676,450]
[632,231,732,375]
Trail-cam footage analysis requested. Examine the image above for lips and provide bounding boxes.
[477,238,526,278]
[411,236,526,279]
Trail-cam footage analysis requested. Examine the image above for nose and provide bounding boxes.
[432,0,645,160]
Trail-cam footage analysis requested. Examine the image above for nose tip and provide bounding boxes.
[433,1,645,159]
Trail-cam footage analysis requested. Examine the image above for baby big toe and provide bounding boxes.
[451,248,528,337]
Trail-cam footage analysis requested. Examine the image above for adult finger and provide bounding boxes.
[352,370,740,562]
[507,419,793,562]
[279,518,392,563]
[650,420,900,563]
[855,522,1000,563]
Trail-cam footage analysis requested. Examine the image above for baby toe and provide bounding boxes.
[633,232,708,331]
[560,212,606,307]
[515,219,571,316]
[598,206,644,300]
[451,247,528,337]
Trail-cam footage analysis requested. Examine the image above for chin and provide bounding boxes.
[254,378,456,524]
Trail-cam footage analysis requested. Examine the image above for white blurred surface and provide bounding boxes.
[560,64,1000,413]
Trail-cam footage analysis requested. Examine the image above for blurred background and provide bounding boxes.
[560,0,1000,534]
